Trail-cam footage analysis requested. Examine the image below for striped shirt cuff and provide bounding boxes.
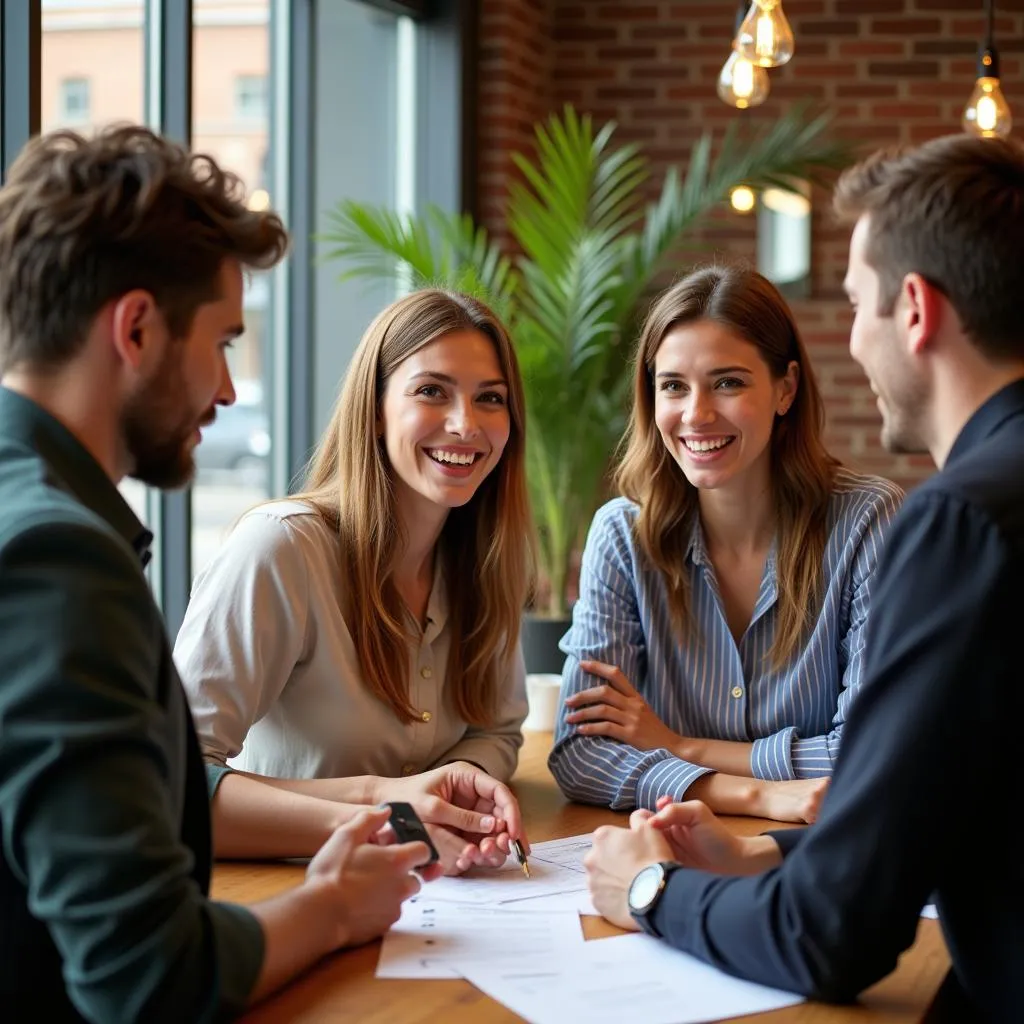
[636,758,713,810]
[751,728,797,781]
[789,734,834,778]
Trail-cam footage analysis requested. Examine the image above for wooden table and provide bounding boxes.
[213,732,950,1023]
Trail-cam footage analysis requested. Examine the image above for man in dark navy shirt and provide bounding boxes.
[584,133,1024,1022]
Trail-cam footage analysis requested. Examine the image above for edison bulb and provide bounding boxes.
[736,1,795,69]
[717,48,770,109]
[962,76,1013,139]
[730,186,756,214]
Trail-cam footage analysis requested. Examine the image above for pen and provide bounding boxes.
[510,838,531,879]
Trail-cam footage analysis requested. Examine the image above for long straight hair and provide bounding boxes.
[616,266,838,667]
[293,288,535,724]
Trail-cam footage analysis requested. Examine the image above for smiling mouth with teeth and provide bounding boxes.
[426,449,481,466]
[683,437,734,453]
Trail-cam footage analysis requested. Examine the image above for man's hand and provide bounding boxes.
[565,660,686,755]
[376,761,527,875]
[584,819,675,931]
[644,797,784,876]
[305,808,438,950]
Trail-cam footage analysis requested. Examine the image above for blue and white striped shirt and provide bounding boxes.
[548,468,904,811]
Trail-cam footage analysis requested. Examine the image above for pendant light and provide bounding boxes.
[962,0,1012,139]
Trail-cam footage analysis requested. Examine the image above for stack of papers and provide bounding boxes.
[375,833,806,1023]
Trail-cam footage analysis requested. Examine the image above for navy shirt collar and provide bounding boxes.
[945,376,1024,469]
[0,387,153,564]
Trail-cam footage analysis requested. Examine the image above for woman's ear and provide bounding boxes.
[777,360,800,415]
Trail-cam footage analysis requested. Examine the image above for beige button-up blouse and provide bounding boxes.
[174,501,527,784]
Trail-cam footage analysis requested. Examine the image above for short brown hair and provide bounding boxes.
[0,124,289,372]
[833,134,1024,361]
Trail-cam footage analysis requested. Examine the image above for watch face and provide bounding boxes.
[628,863,665,913]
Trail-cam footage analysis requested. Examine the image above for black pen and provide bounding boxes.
[510,838,531,878]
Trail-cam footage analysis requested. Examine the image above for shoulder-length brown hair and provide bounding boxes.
[616,266,838,667]
[293,288,535,724]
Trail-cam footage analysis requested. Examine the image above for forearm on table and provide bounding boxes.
[247,881,339,1004]
[678,737,755,777]
[686,773,783,818]
[224,767,382,804]
[212,773,363,859]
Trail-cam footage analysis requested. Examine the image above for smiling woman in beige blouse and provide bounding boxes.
[174,289,536,874]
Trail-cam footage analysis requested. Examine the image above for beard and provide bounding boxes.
[121,343,214,489]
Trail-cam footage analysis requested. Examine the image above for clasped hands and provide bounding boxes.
[372,761,529,876]
[584,796,782,931]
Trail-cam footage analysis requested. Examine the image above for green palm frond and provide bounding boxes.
[320,200,516,316]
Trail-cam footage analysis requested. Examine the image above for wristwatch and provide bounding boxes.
[627,861,680,937]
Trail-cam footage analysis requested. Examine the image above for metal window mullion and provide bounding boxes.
[270,0,314,495]
[1,0,41,181]
[144,0,193,637]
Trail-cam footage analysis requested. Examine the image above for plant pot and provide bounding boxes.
[521,613,573,675]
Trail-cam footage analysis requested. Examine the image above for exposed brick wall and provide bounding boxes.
[476,0,1024,490]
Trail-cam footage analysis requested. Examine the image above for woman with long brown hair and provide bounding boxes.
[549,265,902,822]
[175,288,535,872]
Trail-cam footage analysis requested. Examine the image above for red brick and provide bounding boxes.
[799,20,859,36]
[870,18,943,34]
[868,60,940,77]
[594,5,659,20]
[595,46,658,61]
[837,41,907,57]
[871,103,944,119]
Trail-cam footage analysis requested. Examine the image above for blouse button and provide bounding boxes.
[420,666,433,679]
[731,686,744,699]
[420,710,432,723]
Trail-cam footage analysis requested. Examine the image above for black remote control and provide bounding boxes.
[381,801,440,863]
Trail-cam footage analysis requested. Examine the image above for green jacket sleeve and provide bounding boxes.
[0,517,264,1022]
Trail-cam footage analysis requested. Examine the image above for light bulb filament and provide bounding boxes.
[976,93,998,133]
[733,58,755,99]
[755,13,775,59]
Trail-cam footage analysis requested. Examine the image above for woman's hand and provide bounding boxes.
[753,777,829,825]
[565,660,686,755]
[375,761,527,875]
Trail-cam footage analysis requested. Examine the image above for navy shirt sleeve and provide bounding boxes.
[650,492,1009,1001]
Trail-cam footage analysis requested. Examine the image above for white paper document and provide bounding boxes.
[375,899,584,979]
[415,835,592,907]
[460,932,804,1024]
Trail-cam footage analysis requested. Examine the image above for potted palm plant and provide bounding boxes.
[321,104,852,671]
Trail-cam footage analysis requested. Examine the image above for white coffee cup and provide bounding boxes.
[523,673,563,732]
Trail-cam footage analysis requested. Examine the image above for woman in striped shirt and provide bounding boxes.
[549,266,903,823]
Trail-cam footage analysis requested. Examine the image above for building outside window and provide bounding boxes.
[234,73,267,122]
[58,76,91,123]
